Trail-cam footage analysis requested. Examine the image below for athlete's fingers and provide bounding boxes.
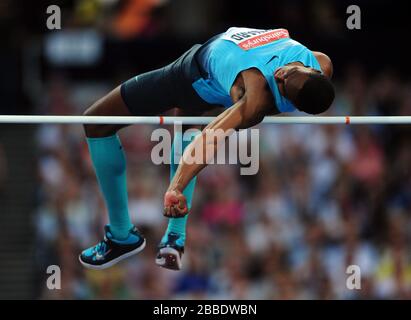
[173,203,187,217]
[164,205,180,218]
[163,204,185,218]
[163,207,171,217]
[170,206,177,217]
[178,198,186,210]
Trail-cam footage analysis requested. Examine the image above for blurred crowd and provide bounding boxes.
[33,64,411,299]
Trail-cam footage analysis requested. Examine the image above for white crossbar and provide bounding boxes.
[0,115,410,125]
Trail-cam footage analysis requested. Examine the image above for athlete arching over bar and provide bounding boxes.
[79,27,335,270]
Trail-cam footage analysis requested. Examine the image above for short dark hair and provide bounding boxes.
[296,73,335,114]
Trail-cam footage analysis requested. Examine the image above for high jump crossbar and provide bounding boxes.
[0,115,410,125]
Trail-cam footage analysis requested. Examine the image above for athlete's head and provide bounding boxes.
[274,65,335,114]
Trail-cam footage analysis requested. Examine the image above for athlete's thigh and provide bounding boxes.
[120,66,178,116]
[121,49,222,117]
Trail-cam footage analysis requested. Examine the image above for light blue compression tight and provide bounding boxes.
[86,135,133,240]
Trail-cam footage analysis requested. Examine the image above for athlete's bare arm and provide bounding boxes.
[163,68,273,217]
[313,51,333,79]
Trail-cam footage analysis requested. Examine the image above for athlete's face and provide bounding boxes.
[274,65,320,105]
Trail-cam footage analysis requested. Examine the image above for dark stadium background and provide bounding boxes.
[0,0,410,299]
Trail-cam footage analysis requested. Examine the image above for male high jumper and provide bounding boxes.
[79,27,334,270]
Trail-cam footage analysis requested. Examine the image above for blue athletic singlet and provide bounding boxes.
[193,27,322,112]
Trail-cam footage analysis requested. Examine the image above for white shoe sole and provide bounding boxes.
[79,239,146,270]
[155,246,182,271]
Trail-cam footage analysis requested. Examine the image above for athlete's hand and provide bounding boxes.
[163,189,188,218]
